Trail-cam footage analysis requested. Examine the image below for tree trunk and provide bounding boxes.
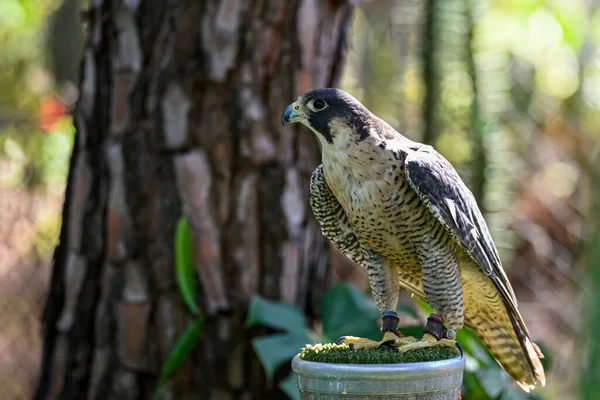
[36,1,354,399]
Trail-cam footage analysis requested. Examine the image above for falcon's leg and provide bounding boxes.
[337,251,418,350]
[395,227,463,352]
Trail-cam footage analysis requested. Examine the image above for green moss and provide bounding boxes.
[299,343,460,364]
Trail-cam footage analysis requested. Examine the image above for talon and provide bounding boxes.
[349,343,355,350]
[378,339,396,349]
[456,342,464,358]
[335,336,351,344]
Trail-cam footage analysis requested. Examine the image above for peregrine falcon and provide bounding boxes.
[281,88,546,392]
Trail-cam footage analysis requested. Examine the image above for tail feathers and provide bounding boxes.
[461,262,545,391]
[507,305,546,392]
[469,316,545,392]
[532,341,544,359]
[515,337,546,392]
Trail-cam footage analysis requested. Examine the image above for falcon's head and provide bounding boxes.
[281,88,387,149]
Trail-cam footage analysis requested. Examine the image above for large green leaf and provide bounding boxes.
[174,217,200,316]
[246,296,308,332]
[159,319,204,384]
[279,372,299,400]
[251,331,317,382]
[476,367,509,399]
[501,387,542,400]
[321,282,381,342]
[456,327,495,367]
[461,369,489,400]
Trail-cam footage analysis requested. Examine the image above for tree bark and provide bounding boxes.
[36,1,353,399]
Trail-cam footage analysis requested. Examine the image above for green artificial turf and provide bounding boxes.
[299,343,460,364]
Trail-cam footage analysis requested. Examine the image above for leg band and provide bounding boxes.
[381,310,400,332]
[424,314,446,340]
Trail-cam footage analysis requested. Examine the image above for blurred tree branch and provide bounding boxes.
[465,0,485,204]
[421,0,439,145]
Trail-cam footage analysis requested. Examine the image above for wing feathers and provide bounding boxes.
[404,146,545,389]
[404,148,518,311]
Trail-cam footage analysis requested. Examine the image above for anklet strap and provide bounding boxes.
[381,310,400,332]
[424,315,445,340]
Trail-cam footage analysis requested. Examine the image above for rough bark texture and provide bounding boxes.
[36,1,353,399]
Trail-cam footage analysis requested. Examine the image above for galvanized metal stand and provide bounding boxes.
[292,354,464,400]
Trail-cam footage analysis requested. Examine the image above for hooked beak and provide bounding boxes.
[281,103,304,126]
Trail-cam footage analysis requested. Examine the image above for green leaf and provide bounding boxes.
[456,327,495,367]
[279,372,299,400]
[159,319,205,384]
[321,282,381,341]
[413,297,433,314]
[476,367,510,399]
[461,369,489,400]
[246,296,308,332]
[251,331,317,382]
[501,387,541,400]
[175,217,200,316]
[533,340,552,372]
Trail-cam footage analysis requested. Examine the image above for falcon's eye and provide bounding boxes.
[312,99,327,111]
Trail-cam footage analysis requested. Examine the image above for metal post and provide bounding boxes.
[292,354,464,400]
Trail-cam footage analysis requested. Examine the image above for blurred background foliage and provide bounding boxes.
[0,0,598,399]
[0,0,81,398]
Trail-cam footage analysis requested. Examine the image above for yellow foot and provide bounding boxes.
[395,333,458,353]
[336,331,418,350]
[336,332,458,353]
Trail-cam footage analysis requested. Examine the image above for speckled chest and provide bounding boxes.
[322,150,437,267]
